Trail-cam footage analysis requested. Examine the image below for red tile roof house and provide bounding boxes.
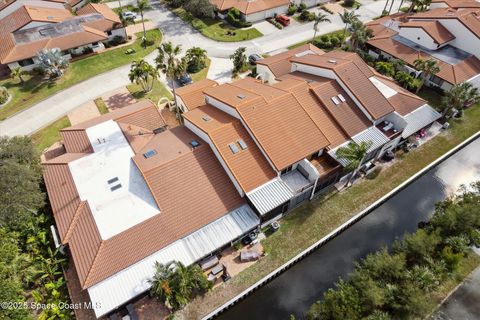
[43,49,440,318]
[365,8,480,91]
[0,2,126,72]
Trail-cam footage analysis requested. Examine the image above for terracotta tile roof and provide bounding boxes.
[277,76,349,148]
[400,20,455,44]
[183,104,276,192]
[367,36,480,84]
[0,0,15,11]
[210,0,290,15]
[204,83,262,108]
[77,3,120,24]
[290,54,394,119]
[257,43,325,77]
[61,101,166,154]
[24,5,71,22]
[175,78,218,111]
[82,127,245,288]
[236,91,330,171]
[408,8,480,38]
[230,77,287,100]
[431,0,480,8]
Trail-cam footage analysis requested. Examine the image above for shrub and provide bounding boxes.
[184,0,215,18]
[287,4,297,15]
[125,48,136,54]
[226,8,252,28]
[299,10,315,21]
[321,34,329,42]
[344,0,356,7]
[170,0,185,8]
[0,86,9,105]
[298,3,307,12]
[109,35,126,46]
[329,36,340,47]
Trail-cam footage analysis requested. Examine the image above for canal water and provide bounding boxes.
[218,138,480,320]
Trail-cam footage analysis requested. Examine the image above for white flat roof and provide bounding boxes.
[369,76,397,99]
[68,120,159,240]
[87,204,259,318]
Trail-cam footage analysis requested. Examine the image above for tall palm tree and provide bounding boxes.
[10,67,25,85]
[149,261,174,306]
[383,0,390,14]
[312,13,331,43]
[335,141,372,187]
[185,46,207,73]
[440,81,480,117]
[349,20,373,51]
[155,42,185,114]
[128,59,158,92]
[388,0,395,14]
[413,58,440,93]
[409,0,431,12]
[135,0,149,48]
[338,10,359,41]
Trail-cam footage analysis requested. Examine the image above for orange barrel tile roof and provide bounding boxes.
[175,78,218,111]
[211,0,290,15]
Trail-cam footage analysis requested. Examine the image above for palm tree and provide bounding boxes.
[394,71,421,92]
[383,0,390,14]
[440,81,480,117]
[335,141,373,187]
[185,47,207,73]
[413,58,440,93]
[349,20,373,50]
[128,59,158,92]
[149,261,174,306]
[230,46,247,77]
[155,42,185,114]
[388,0,395,14]
[37,48,69,78]
[134,0,149,48]
[10,67,26,85]
[339,10,359,41]
[312,13,331,43]
[409,0,431,12]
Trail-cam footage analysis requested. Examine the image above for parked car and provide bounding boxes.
[177,73,192,86]
[248,53,262,65]
[121,11,137,20]
[275,14,290,26]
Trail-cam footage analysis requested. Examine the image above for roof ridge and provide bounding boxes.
[82,240,105,289]
[63,200,86,243]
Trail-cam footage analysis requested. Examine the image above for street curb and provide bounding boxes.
[202,131,480,320]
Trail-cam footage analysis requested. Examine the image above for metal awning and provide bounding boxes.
[87,204,259,318]
[402,104,441,138]
[329,127,390,166]
[246,178,294,216]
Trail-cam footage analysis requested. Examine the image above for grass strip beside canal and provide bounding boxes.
[177,104,480,319]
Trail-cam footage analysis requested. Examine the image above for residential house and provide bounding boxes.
[211,0,290,22]
[0,2,125,71]
[366,8,480,91]
[43,100,260,318]
[175,78,219,112]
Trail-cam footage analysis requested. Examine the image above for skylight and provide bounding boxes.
[238,139,247,150]
[202,115,211,122]
[107,177,119,184]
[110,184,122,192]
[338,94,346,102]
[143,149,157,158]
[153,127,166,134]
[331,96,340,105]
[228,143,239,154]
[190,140,200,148]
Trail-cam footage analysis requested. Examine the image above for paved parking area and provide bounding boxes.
[253,21,279,35]
[68,101,100,125]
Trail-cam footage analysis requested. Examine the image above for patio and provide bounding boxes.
[282,170,312,194]
[310,154,342,177]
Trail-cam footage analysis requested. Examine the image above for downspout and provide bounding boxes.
[310,176,319,200]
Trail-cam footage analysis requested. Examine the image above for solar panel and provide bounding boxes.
[190,140,200,148]
[228,143,239,154]
[143,149,157,158]
[238,139,247,150]
[338,94,346,102]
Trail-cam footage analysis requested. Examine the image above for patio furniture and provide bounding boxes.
[200,255,219,270]
[270,221,280,232]
[211,264,223,276]
[207,273,216,282]
[382,122,394,132]
[240,250,260,262]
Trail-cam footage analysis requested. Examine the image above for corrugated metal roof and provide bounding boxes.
[87,204,259,318]
[402,104,441,138]
[247,178,294,216]
[328,127,390,166]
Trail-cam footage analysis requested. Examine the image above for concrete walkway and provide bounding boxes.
[0,0,392,137]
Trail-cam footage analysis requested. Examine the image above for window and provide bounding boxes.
[18,58,34,67]
[190,140,200,148]
[143,149,157,158]
[429,75,443,86]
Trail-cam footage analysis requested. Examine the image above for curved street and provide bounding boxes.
[0,0,391,137]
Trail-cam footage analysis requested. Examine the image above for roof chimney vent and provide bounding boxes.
[237,94,246,99]
[202,115,211,122]
[328,59,337,64]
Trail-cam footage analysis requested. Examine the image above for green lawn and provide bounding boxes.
[172,7,263,42]
[0,29,161,120]
[288,29,346,49]
[127,79,173,105]
[178,104,480,319]
[190,58,211,82]
[31,116,71,152]
[94,98,109,114]
[418,87,443,110]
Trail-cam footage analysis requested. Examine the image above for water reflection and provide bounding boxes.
[219,139,480,320]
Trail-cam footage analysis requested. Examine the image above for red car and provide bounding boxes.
[275,14,290,26]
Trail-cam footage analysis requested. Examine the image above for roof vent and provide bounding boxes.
[338,94,346,102]
[238,139,247,150]
[328,59,337,64]
[202,115,211,122]
[228,143,239,154]
[190,140,200,148]
[143,149,157,158]
[153,127,166,134]
[331,96,340,105]
[237,94,246,99]
[47,15,54,20]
